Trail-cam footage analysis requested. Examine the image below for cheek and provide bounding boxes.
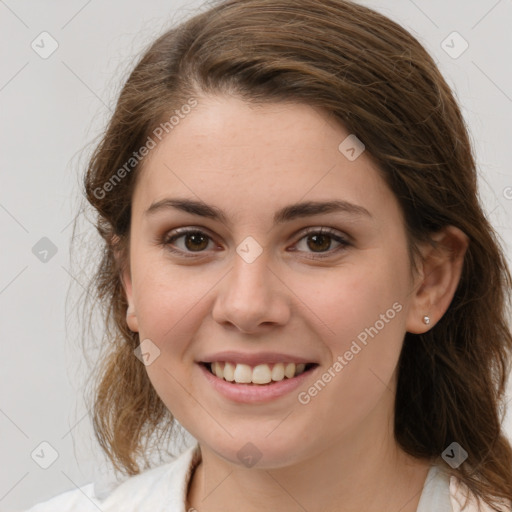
[308,252,409,416]
[131,264,214,347]
[298,252,408,394]
[299,254,408,351]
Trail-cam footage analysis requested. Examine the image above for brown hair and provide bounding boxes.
[74,0,512,509]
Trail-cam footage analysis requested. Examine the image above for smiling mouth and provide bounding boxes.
[201,361,318,385]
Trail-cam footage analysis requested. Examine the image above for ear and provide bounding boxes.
[121,266,139,333]
[113,235,139,333]
[405,226,469,334]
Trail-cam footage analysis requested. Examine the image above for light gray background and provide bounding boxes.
[1,0,511,510]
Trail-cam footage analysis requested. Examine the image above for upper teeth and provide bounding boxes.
[210,362,307,384]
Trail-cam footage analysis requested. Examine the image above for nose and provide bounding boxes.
[211,251,291,334]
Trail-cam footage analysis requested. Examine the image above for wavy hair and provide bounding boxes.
[73,1,512,509]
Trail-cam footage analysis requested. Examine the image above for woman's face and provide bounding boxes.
[122,95,423,468]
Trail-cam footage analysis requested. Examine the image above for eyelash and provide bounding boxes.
[161,227,351,260]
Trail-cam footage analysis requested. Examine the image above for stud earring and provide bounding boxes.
[423,315,431,325]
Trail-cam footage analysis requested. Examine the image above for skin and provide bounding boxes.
[120,94,469,512]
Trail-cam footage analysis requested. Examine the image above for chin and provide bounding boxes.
[199,433,310,470]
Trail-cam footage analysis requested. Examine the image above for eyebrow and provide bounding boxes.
[144,198,372,224]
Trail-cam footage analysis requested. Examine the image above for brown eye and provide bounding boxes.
[292,228,350,258]
[183,232,209,251]
[163,229,214,256]
[306,233,332,252]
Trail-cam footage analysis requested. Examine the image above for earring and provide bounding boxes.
[423,315,431,325]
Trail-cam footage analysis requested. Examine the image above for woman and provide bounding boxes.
[27,0,512,510]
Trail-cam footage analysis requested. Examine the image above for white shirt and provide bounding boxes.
[24,444,509,512]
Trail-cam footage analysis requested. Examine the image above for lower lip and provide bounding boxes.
[198,363,317,404]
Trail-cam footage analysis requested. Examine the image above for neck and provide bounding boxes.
[187,398,431,512]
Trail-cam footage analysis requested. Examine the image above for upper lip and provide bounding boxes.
[198,351,318,366]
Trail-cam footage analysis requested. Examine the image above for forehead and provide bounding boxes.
[132,95,397,224]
